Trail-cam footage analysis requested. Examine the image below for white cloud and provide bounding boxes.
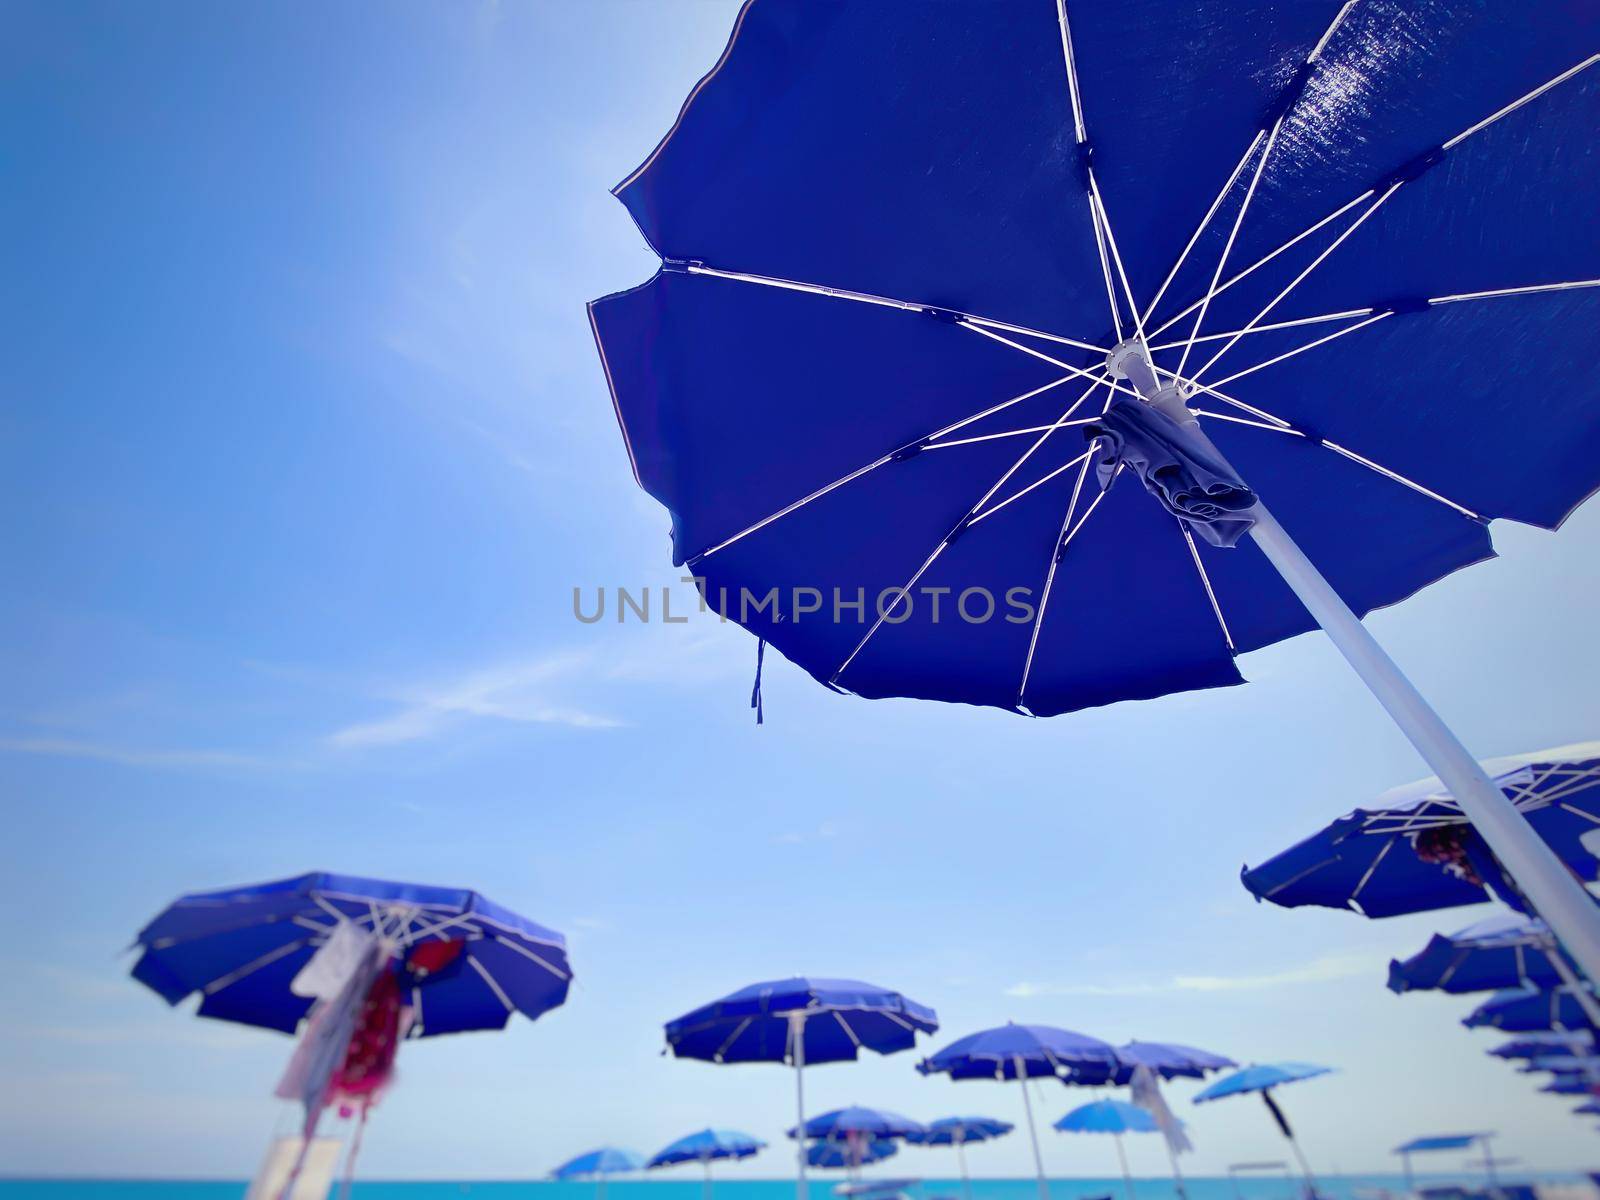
[1005,952,1379,998]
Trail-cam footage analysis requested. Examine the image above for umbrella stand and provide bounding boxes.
[1257,1090,1317,1200]
[1014,1057,1049,1200]
[955,1134,972,1200]
[1112,351,1600,985]
[703,1158,714,1200]
[1111,1133,1136,1200]
[790,1011,810,1200]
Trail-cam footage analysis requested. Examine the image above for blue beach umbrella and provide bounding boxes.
[1388,915,1600,1031]
[1490,1031,1594,1060]
[664,979,937,1200]
[918,1024,1123,1199]
[1055,1100,1167,1200]
[1575,1101,1600,1116]
[906,1117,1014,1200]
[808,1140,898,1169]
[1114,1041,1237,1082]
[1541,1076,1595,1096]
[1242,744,1600,918]
[553,1148,645,1200]
[1195,1064,1332,1195]
[1392,1135,1496,1190]
[791,1107,926,1141]
[590,2,1600,981]
[1519,1055,1600,1076]
[649,1130,765,1200]
[1464,986,1599,1034]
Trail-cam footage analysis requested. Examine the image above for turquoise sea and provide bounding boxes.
[0,1177,1577,1200]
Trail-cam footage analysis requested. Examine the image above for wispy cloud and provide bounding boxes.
[774,821,840,846]
[1005,953,1378,998]
[0,737,273,771]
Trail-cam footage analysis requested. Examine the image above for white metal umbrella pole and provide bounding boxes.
[1106,343,1600,986]
[791,1012,809,1200]
[1541,935,1600,1029]
[703,1158,714,1200]
[1163,1141,1189,1200]
[955,1133,972,1200]
[1112,1133,1136,1200]
[1014,1057,1050,1200]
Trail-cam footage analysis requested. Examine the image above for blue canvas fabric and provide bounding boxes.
[1241,745,1600,917]
[918,1023,1122,1084]
[1394,1135,1489,1154]
[1388,915,1575,996]
[1114,1040,1237,1082]
[664,977,937,1065]
[1489,1032,1593,1061]
[808,1140,897,1169]
[590,0,1600,718]
[905,1117,1014,1146]
[790,1107,925,1142]
[1193,1062,1332,1102]
[129,871,571,1037]
[1464,987,1599,1034]
[648,1130,766,1168]
[1055,1099,1162,1135]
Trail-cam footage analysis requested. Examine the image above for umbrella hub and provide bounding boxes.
[1105,339,1193,425]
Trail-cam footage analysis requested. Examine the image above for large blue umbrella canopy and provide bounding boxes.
[808,1139,897,1169]
[1114,1040,1236,1081]
[1490,1031,1595,1060]
[1389,915,1581,995]
[1055,1100,1161,1135]
[129,870,571,1036]
[665,978,937,1065]
[1242,744,1600,918]
[906,1117,1014,1146]
[590,0,1600,715]
[918,1023,1123,1082]
[649,1130,766,1168]
[552,1149,646,1179]
[1464,987,1599,1033]
[790,1107,926,1141]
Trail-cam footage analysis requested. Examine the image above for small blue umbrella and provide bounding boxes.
[906,1117,1014,1200]
[1195,1064,1332,1195]
[591,0,1600,983]
[1392,1134,1495,1189]
[664,978,937,1200]
[1114,1040,1236,1082]
[1242,744,1600,919]
[808,1139,898,1169]
[1542,1075,1594,1096]
[1056,1100,1167,1200]
[1464,986,1599,1033]
[1389,916,1600,1030]
[1575,1100,1600,1116]
[649,1130,765,1200]
[791,1106,926,1141]
[1519,1055,1600,1075]
[553,1148,645,1200]
[919,1024,1123,1200]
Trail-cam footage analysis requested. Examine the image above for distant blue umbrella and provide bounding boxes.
[1489,1031,1594,1060]
[1115,1041,1236,1081]
[808,1139,897,1169]
[552,1148,645,1200]
[1519,1055,1600,1076]
[664,978,936,1200]
[1464,986,1599,1033]
[649,1130,766,1200]
[790,1107,926,1141]
[906,1117,1014,1200]
[1392,1134,1495,1189]
[1389,915,1590,998]
[1195,1064,1332,1196]
[1242,745,1600,918]
[919,1024,1122,1200]
[1575,1101,1600,1116]
[1056,1100,1167,1200]
[1541,1076,1593,1096]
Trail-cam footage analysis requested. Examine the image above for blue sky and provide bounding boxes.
[3,0,1599,1182]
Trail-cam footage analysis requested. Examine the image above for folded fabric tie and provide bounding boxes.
[1085,394,1257,548]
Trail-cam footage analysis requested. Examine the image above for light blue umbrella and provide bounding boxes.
[906,1117,1013,1200]
[648,1130,766,1200]
[1195,1064,1332,1196]
[551,1147,645,1200]
[1055,1100,1166,1200]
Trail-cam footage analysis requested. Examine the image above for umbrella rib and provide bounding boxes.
[711,1017,752,1062]
[1189,182,1401,383]
[201,936,313,996]
[492,933,572,980]
[1154,51,1600,350]
[1018,446,1099,708]
[930,420,1101,450]
[970,450,1094,526]
[1206,312,1392,390]
[467,955,516,1012]
[1090,176,1147,342]
[1053,0,1088,143]
[1348,835,1397,905]
[1179,524,1235,652]
[831,378,1107,684]
[833,1011,864,1047]
[1149,308,1375,352]
[960,323,1146,403]
[683,263,1107,355]
[685,373,1083,566]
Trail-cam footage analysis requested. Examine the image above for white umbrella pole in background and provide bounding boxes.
[790,1012,809,1200]
[1014,1057,1049,1200]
